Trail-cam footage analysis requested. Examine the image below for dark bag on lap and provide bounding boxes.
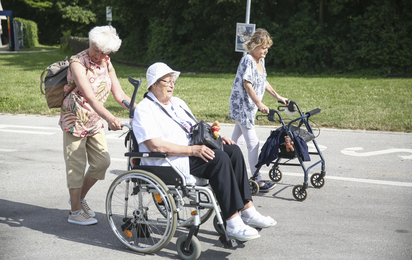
[190,120,223,150]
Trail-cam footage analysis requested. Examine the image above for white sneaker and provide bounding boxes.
[226,224,260,242]
[68,199,96,217]
[68,210,98,225]
[242,211,277,229]
[81,200,96,217]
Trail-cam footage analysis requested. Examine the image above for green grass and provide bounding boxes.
[0,49,411,132]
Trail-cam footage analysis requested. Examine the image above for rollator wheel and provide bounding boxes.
[310,173,325,188]
[174,191,215,228]
[269,166,282,182]
[292,185,307,201]
[249,180,259,196]
[176,235,201,260]
[213,214,226,236]
[106,170,177,254]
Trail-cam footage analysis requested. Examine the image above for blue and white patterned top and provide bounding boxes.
[229,54,267,128]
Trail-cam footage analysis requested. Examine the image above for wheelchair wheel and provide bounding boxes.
[176,235,201,260]
[310,173,325,188]
[154,190,214,228]
[106,170,177,254]
[292,185,307,201]
[213,214,226,236]
[249,179,259,196]
[269,166,282,182]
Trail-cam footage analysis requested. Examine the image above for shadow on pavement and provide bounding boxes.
[0,199,239,259]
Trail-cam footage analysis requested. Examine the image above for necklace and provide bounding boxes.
[89,59,102,70]
[170,106,193,133]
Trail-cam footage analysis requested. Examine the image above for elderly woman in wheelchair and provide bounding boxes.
[105,62,276,260]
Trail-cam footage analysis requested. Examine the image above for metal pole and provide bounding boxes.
[245,0,251,24]
[243,0,251,56]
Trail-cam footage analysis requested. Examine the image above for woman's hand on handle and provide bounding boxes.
[276,96,288,105]
[107,117,122,131]
[258,103,270,114]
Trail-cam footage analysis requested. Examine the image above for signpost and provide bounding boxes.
[235,0,255,53]
[106,6,112,25]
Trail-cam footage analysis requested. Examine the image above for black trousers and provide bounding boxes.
[189,144,252,219]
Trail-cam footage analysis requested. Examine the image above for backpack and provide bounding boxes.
[40,58,75,108]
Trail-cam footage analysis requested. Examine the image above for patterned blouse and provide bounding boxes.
[59,50,113,137]
[229,54,267,128]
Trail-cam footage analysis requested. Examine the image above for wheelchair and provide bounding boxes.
[105,77,236,260]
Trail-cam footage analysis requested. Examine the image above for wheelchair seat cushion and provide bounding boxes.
[193,176,208,186]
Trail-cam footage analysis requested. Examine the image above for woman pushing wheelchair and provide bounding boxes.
[132,62,276,242]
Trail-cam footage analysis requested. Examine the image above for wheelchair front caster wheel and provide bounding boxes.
[213,215,226,236]
[269,167,282,182]
[310,173,325,188]
[176,235,201,260]
[249,180,259,196]
[292,185,307,201]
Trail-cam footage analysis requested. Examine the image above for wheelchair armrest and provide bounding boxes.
[125,152,168,158]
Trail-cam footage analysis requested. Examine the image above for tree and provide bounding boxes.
[3,0,105,44]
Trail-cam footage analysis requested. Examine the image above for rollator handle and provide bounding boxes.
[306,108,321,117]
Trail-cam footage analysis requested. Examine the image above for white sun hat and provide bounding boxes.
[146,62,180,89]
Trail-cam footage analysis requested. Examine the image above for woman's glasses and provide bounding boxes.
[159,79,177,86]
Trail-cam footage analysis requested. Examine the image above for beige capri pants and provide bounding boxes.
[63,130,111,189]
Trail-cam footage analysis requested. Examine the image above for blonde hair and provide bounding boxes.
[88,25,122,54]
[243,28,273,51]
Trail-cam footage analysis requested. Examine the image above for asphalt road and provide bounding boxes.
[1,114,411,260]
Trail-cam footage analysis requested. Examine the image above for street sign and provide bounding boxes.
[235,23,255,52]
[106,6,112,22]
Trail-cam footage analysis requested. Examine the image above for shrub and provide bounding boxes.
[13,17,39,48]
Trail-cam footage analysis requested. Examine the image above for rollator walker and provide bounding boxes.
[249,101,326,201]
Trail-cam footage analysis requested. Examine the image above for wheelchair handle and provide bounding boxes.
[121,123,132,130]
[127,76,143,120]
[108,122,131,131]
[122,100,130,109]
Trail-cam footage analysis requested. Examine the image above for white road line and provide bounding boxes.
[0,124,60,130]
[109,157,412,188]
[342,147,412,159]
[111,158,127,162]
[0,129,55,135]
[0,149,17,152]
[324,175,412,187]
[270,171,412,187]
[0,124,60,135]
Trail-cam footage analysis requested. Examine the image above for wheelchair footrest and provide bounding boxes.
[219,235,238,248]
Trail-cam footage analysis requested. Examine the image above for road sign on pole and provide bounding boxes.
[106,6,112,25]
[235,0,255,53]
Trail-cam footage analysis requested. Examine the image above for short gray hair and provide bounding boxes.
[88,25,122,53]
